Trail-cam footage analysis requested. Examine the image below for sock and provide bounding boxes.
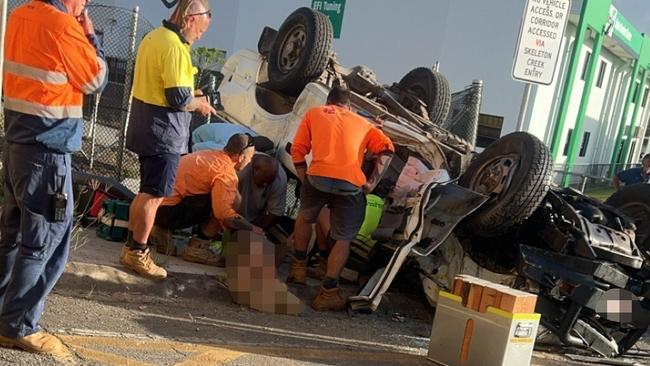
[127,236,147,251]
[294,250,307,261]
[319,249,330,259]
[323,276,338,289]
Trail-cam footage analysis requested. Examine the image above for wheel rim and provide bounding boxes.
[277,24,307,73]
[469,155,520,199]
[617,202,650,250]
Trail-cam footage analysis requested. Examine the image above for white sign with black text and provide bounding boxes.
[512,0,571,85]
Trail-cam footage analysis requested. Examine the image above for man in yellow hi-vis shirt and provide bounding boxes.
[122,0,216,279]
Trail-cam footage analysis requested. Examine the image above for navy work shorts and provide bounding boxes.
[138,153,180,197]
[299,179,366,241]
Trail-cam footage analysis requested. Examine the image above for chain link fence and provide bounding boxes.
[552,163,640,195]
[80,4,154,192]
[443,80,483,147]
[2,1,155,193]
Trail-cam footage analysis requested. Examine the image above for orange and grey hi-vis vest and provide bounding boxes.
[2,0,107,153]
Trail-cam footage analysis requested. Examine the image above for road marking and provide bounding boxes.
[71,345,157,366]
[175,350,244,366]
[59,334,428,365]
[60,335,245,366]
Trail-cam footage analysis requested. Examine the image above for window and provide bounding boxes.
[579,132,591,157]
[563,129,573,156]
[596,61,607,88]
[643,87,650,108]
[632,82,640,104]
[580,52,591,80]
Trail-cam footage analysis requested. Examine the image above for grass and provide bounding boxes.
[584,187,615,202]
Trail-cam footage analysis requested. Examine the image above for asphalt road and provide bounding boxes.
[0,263,647,365]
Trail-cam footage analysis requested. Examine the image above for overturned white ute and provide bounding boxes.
[217,7,650,357]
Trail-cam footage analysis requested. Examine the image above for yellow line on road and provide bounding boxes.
[175,350,245,366]
[59,334,427,365]
[60,335,213,353]
[72,345,157,366]
[61,335,246,366]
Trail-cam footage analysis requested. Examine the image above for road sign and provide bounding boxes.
[512,0,571,85]
[312,0,345,39]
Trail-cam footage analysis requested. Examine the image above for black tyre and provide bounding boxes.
[267,7,333,96]
[398,67,451,125]
[460,132,552,237]
[605,184,650,257]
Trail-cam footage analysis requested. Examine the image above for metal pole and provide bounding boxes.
[515,83,532,131]
[609,59,641,176]
[620,67,649,166]
[206,74,216,124]
[550,0,590,160]
[116,6,139,181]
[0,0,8,106]
[89,95,101,169]
[562,30,605,187]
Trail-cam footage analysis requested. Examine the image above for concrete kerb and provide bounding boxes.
[57,232,229,300]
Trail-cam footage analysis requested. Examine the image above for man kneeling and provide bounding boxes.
[150,133,262,265]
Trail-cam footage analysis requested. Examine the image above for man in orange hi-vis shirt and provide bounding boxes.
[0,0,107,358]
[289,86,394,311]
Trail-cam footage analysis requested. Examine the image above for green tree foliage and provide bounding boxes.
[191,47,227,72]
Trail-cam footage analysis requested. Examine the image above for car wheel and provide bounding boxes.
[267,7,333,96]
[605,184,650,258]
[397,67,451,125]
[459,132,552,237]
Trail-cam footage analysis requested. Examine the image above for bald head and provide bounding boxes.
[251,154,279,188]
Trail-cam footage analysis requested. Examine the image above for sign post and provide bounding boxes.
[312,0,346,39]
[512,0,571,85]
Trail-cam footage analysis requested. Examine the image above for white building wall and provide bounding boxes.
[523,20,640,169]
[592,59,628,164]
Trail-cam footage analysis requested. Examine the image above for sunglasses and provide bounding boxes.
[187,10,212,19]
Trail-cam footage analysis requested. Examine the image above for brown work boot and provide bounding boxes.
[150,226,175,256]
[312,286,348,311]
[181,236,222,266]
[286,257,307,285]
[307,256,327,280]
[0,332,72,360]
[121,247,167,280]
[119,244,129,264]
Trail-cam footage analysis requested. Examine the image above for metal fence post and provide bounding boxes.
[89,95,101,169]
[206,74,217,124]
[116,6,139,181]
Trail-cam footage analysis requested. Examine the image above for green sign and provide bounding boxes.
[609,5,643,56]
[312,0,346,39]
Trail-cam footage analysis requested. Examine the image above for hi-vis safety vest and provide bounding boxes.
[2,0,107,153]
